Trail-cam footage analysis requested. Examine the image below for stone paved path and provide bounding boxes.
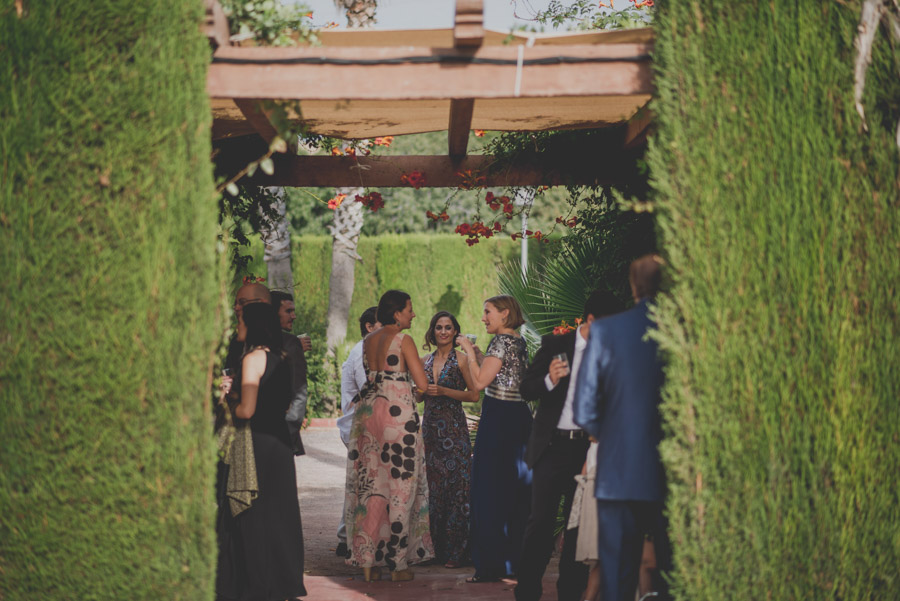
[294,426,560,601]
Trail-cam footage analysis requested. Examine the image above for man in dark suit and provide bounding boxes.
[574,255,672,601]
[514,290,624,601]
[271,290,310,456]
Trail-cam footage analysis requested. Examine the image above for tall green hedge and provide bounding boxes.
[649,2,899,599]
[1,1,219,599]
[289,233,548,348]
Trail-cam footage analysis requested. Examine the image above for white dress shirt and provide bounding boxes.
[545,328,588,430]
[338,339,367,444]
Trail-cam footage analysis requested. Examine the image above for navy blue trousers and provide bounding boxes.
[469,396,533,579]
[595,499,672,601]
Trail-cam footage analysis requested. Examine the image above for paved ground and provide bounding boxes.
[294,426,560,601]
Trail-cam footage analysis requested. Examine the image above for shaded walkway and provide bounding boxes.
[295,426,560,600]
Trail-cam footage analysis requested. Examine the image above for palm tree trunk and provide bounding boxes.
[260,186,294,292]
[325,187,364,350]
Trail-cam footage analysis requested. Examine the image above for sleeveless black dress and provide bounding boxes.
[219,351,306,600]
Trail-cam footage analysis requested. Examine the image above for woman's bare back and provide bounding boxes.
[364,327,406,372]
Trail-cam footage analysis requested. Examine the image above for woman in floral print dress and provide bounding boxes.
[421,311,479,568]
[344,290,435,582]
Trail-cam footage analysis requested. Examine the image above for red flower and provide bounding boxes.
[455,223,471,235]
[355,191,384,212]
[493,221,501,232]
[511,232,523,241]
[466,238,479,246]
[327,193,347,210]
[242,275,266,284]
[400,171,426,189]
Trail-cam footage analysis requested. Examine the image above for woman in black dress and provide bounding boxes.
[223,302,306,601]
[420,311,479,568]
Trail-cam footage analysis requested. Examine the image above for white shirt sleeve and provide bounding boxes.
[544,373,557,391]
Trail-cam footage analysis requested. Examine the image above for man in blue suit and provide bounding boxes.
[573,254,671,601]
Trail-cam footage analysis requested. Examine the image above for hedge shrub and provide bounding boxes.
[649,2,899,599]
[1,2,219,600]
[289,233,548,348]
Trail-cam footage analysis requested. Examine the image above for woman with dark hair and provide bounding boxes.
[344,290,435,582]
[420,311,479,568]
[226,302,306,600]
[456,294,532,583]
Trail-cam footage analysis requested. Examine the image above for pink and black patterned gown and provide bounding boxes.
[422,349,472,564]
[344,332,434,570]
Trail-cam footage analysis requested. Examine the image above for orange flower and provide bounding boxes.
[303,11,313,18]
[457,169,487,190]
[553,320,576,335]
[327,193,347,210]
[331,147,343,156]
[373,136,394,147]
[473,129,485,137]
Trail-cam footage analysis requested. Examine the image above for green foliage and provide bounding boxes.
[649,2,900,599]
[533,0,653,31]
[220,0,317,46]
[257,233,547,415]
[0,1,220,600]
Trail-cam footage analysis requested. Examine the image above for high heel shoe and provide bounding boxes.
[363,566,382,582]
[391,568,414,582]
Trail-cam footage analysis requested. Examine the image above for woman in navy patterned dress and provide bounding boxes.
[421,311,479,568]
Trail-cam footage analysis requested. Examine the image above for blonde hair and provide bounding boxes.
[485,295,525,330]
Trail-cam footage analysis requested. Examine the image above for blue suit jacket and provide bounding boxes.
[573,299,665,502]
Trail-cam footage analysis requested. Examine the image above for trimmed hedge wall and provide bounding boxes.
[650,2,899,600]
[289,234,547,347]
[1,2,219,600]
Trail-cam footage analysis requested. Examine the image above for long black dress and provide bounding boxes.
[218,351,306,601]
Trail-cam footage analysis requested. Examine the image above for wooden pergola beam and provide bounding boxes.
[448,99,475,157]
[233,99,280,144]
[454,0,484,49]
[208,43,653,101]
[214,151,640,188]
[204,0,230,50]
[623,108,654,150]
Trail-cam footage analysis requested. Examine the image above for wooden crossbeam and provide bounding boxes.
[448,99,475,157]
[623,108,654,150]
[214,150,641,188]
[454,0,484,49]
[204,0,230,50]
[208,43,654,101]
[233,99,281,144]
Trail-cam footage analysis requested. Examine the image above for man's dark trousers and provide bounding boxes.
[595,500,672,601]
[514,433,590,601]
